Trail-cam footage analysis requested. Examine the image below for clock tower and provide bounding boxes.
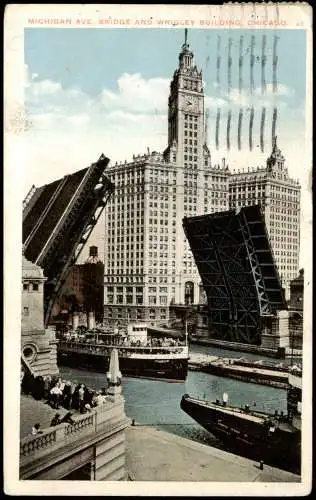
[164,31,205,168]
[164,32,210,307]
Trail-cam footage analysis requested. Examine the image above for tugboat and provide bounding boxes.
[57,322,189,382]
[180,364,302,472]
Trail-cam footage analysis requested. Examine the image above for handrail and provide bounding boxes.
[58,340,187,349]
[58,341,188,355]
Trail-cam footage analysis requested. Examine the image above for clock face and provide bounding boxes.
[184,96,198,110]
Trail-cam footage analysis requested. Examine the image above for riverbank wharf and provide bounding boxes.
[188,353,289,389]
[126,424,300,482]
[190,336,284,358]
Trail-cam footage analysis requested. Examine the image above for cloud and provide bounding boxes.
[205,95,228,109]
[206,82,294,108]
[23,66,306,195]
[255,83,294,98]
[100,73,169,114]
[31,79,62,95]
[212,82,295,110]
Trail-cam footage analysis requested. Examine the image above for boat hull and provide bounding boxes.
[57,351,188,382]
[180,394,301,472]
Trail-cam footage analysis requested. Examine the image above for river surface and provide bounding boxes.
[59,344,288,458]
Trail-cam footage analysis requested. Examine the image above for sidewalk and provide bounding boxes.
[125,425,300,482]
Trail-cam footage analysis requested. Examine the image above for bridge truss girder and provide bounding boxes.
[23,155,114,327]
[183,206,286,345]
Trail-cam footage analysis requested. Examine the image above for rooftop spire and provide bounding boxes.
[273,135,278,151]
[179,29,193,68]
[181,28,191,54]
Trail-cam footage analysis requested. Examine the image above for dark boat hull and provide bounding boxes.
[57,351,188,382]
[180,394,301,472]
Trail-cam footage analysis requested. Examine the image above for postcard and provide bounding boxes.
[4,3,312,497]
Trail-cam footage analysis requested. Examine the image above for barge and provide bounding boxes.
[180,365,302,472]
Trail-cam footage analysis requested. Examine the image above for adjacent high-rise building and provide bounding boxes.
[229,138,301,298]
[103,36,301,328]
[103,38,230,327]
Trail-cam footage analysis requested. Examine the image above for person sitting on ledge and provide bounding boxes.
[84,403,92,412]
[31,423,43,435]
[50,413,62,426]
[60,412,75,425]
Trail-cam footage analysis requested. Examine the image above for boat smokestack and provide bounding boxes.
[72,312,79,331]
[87,311,95,330]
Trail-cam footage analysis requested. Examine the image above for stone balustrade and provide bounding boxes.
[20,397,125,462]
[64,413,95,436]
[20,428,58,457]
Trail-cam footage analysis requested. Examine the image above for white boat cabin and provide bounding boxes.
[126,323,148,345]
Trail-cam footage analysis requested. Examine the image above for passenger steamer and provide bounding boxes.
[57,322,189,382]
[180,365,302,472]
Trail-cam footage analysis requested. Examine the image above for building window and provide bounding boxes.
[184,281,194,305]
[32,283,39,291]
[23,284,28,291]
[23,306,29,316]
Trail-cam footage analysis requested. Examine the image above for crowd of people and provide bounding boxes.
[21,371,110,433]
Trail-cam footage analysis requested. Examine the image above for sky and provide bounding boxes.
[23,27,310,264]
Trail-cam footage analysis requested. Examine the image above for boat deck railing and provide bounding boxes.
[187,396,292,427]
[57,340,188,356]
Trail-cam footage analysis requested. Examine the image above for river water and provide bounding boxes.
[59,344,288,456]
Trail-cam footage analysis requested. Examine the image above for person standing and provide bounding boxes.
[62,381,72,410]
[78,384,85,414]
[71,383,80,410]
[50,384,62,409]
[43,376,51,400]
